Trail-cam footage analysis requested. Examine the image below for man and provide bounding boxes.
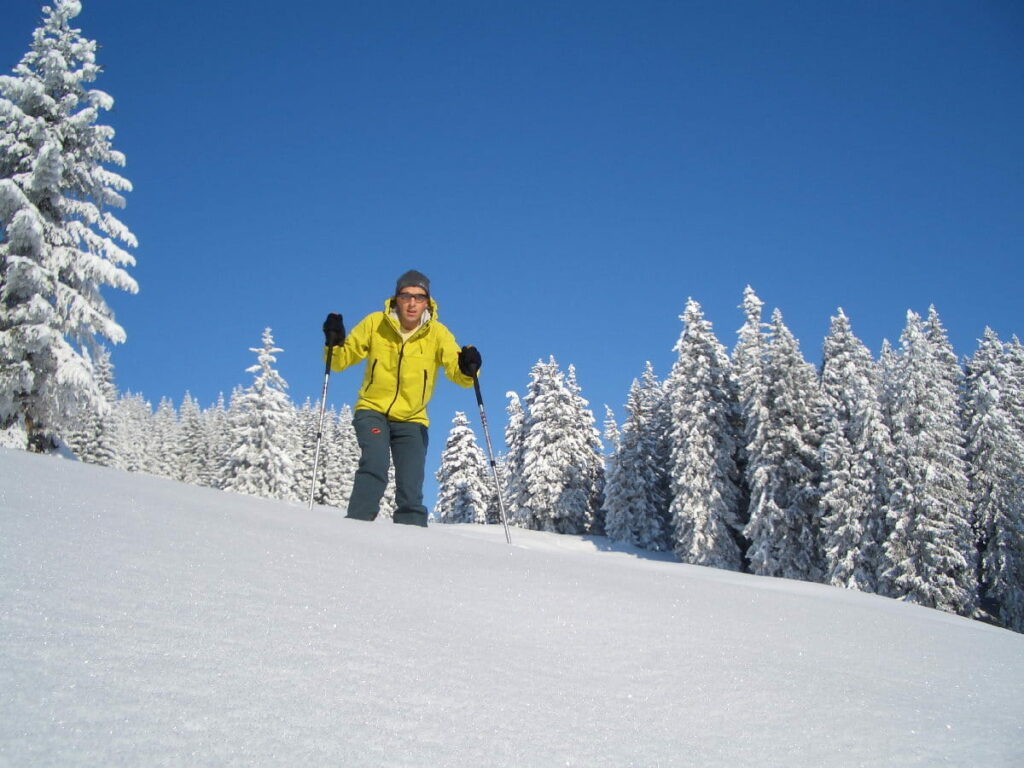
[322,270,481,526]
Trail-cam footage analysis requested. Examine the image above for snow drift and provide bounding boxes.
[1,448,1021,766]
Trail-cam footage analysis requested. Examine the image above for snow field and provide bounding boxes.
[1,448,1022,766]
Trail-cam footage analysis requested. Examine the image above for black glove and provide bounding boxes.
[458,345,481,376]
[323,313,345,347]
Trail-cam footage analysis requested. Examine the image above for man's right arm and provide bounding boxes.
[326,313,374,372]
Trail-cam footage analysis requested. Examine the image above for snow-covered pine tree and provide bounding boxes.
[67,345,117,465]
[964,329,1024,631]
[517,357,595,534]
[1005,337,1024,439]
[742,308,825,581]
[602,363,673,551]
[818,309,893,592]
[881,310,976,616]
[566,364,605,533]
[111,391,151,473]
[222,329,297,501]
[435,411,491,524]
[380,465,397,520]
[646,363,675,546]
[601,405,622,532]
[603,405,620,455]
[148,397,180,479]
[0,1,137,451]
[202,392,231,489]
[293,398,323,504]
[322,404,358,510]
[876,339,899,433]
[503,391,528,526]
[177,392,208,485]
[216,387,244,486]
[733,286,770,550]
[603,381,655,548]
[665,300,743,570]
[483,453,508,525]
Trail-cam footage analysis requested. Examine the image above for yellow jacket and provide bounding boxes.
[325,297,474,426]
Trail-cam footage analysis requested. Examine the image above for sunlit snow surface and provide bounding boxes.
[2,448,1022,767]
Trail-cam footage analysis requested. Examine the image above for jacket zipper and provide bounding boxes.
[383,315,428,418]
[384,343,405,418]
[421,370,428,405]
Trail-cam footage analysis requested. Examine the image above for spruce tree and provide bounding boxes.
[566,364,605,533]
[436,411,491,524]
[742,309,825,581]
[223,329,297,501]
[217,387,244,486]
[111,391,151,474]
[178,392,208,485]
[733,286,770,551]
[483,454,508,525]
[1004,337,1024,438]
[819,310,892,592]
[603,367,672,550]
[517,357,595,534]
[203,393,231,489]
[322,404,358,511]
[881,310,976,616]
[293,398,323,504]
[665,300,743,570]
[603,405,620,455]
[644,363,675,547]
[965,329,1024,631]
[149,397,180,479]
[0,1,137,450]
[877,339,899,438]
[67,345,117,465]
[380,465,397,520]
[503,391,528,525]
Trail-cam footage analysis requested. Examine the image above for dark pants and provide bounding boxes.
[347,409,430,527]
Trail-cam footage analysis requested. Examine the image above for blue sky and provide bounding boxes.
[4,1,1023,486]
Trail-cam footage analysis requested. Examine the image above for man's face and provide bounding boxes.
[395,287,429,330]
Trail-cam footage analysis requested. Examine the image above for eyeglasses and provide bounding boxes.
[396,293,428,303]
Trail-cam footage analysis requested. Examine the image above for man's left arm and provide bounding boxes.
[437,325,476,388]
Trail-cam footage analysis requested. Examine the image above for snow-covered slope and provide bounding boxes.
[2,448,1021,767]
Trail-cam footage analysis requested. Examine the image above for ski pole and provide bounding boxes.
[307,345,335,509]
[472,372,512,545]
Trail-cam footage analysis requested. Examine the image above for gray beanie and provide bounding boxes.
[395,269,430,297]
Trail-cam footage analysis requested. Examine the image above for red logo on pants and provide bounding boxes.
[370,427,382,435]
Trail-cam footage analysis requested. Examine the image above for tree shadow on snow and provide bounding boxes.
[579,535,681,565]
